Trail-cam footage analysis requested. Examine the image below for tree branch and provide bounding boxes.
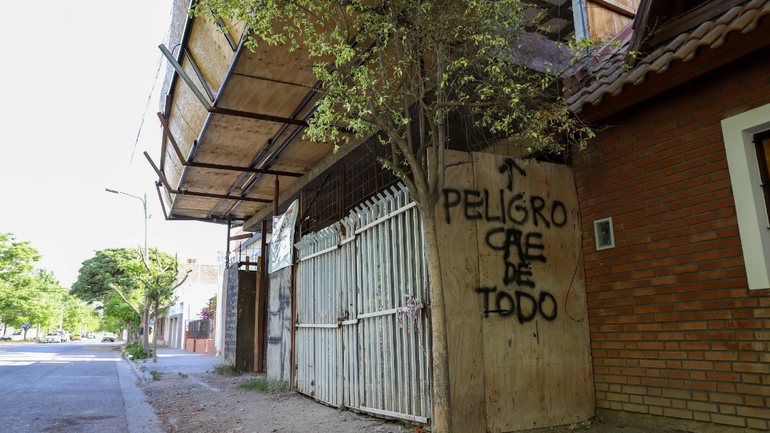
[110,285,141,317]
[171,269,192,291]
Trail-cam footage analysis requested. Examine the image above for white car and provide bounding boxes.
[44,333,62,343]
[0,331,23,341]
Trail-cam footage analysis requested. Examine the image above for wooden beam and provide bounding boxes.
[209,107,309,127]
[243,132,373,232]
[626,0,653,66]
[589,0,635,18]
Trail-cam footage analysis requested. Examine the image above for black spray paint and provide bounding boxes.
[444,159,567,323]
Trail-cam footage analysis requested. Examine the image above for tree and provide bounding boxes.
[195,2,596,430]
[72,247,188,359]
[71,248,144,340]
[0,233,42,334]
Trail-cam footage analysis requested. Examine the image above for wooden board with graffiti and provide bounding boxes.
[436,150,594,433]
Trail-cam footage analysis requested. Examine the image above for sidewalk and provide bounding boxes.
[127,345,220,379]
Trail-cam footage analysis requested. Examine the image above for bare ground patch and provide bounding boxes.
[139,372,411,433]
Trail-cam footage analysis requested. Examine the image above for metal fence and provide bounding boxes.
[188,319,214,339]
[295,184,430,423]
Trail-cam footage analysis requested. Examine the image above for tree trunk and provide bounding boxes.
[36,324,41,342]
[22,327,28,340]
[421,203,453,433]
[152,294,159,363]
[2,322,6,337]
[142,298,150,356]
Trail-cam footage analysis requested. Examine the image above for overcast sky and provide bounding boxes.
[0,1,226,287]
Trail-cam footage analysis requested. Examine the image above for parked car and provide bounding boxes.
[0,331,23,341]
[71,335,81,341]
[44,333,62,343]
[55,331,69,343]
[101,333,115,342]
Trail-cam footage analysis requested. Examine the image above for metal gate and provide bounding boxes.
[295,184,430,423]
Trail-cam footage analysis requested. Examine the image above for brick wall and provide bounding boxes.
[573,46,770,429]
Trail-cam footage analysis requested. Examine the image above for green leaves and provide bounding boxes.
[71,247,183,325]
[193,0,597,202]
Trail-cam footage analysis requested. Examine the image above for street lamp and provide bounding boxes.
[105,188,147,255]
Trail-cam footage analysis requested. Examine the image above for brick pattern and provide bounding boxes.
[573,47,770,430]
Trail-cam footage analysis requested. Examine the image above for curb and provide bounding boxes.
[123,353,152,383]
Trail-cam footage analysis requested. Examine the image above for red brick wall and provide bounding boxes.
[573,46,770,429]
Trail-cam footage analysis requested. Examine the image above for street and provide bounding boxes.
[0,340,161,433]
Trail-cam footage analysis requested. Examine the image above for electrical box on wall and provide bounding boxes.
[594,217,615,251]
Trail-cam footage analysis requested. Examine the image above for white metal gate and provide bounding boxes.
[295,184,431,423]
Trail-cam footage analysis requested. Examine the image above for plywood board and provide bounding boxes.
[434,150,487,433]
[188,15,236,96]
[587,0,640,41]
[233,40,331,88]
[437,150,593,433]
[217,75,315,117]
[219,15,246,43]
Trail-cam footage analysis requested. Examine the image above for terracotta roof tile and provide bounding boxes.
[567,0,770,115]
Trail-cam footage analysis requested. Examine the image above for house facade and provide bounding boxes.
[157,261,220,353]
[569,0,770,428]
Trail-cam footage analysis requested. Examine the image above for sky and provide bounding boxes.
[0,1,226,288]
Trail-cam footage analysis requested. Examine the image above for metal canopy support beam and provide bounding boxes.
[167,214,233,224]
[187,161,304,178]
[242,132,373,232]
[208,107,309,127]
[184,49,215,101]
[144,151,273,204]
[216,18,238,51]
[156,112,304,178]
[229,233,254,241]
[159,43,212,111]
[155,181,170,220]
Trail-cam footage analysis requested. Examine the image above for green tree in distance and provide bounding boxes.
[194,1,599,430]
[0,233,42,337]
[72,247,189,359]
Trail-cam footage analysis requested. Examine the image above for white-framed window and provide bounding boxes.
[721,103,770,290]
[594,216,615,251]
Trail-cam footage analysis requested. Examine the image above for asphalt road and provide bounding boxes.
[0,340,162,433]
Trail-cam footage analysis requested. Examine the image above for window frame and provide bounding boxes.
[753,130,770,228]
[721,103,770,290]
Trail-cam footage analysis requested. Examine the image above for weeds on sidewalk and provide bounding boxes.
[150,370,162,381]
[178,372,188,378]
[238,377,287,394]
[124,342,151,361]
[212,364,243,376]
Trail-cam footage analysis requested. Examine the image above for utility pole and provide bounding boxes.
[105,188,149,354]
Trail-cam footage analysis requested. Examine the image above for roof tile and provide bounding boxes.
[567,0,770,116]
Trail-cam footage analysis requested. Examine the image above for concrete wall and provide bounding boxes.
[267,266,292,382]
